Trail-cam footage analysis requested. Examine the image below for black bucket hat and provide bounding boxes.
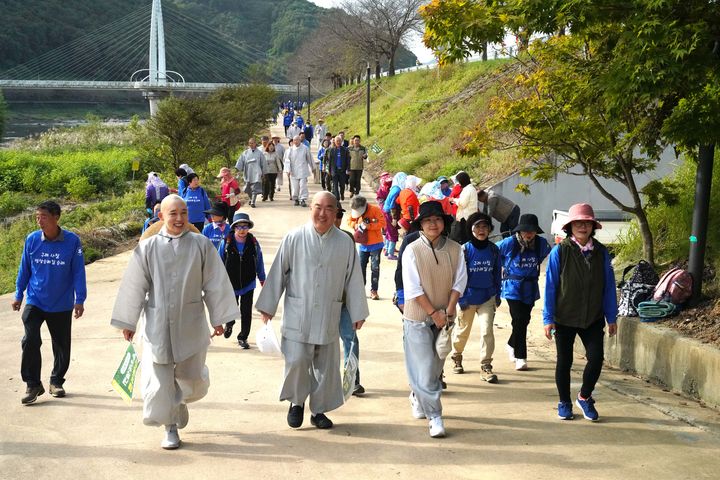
[512,213,544,234]
[204,201,229,219]
[466,211,494,237]
[410,200,454,232]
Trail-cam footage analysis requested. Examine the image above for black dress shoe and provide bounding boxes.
[238,338,249,349]
[310,413,333,429]
[287,404,304,428]
[223,323,233,338]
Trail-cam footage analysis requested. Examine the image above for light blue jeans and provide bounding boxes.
[403,318,443,418]
[339,306,360,384]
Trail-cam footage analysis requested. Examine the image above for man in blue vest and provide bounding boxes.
[12,201,87,405]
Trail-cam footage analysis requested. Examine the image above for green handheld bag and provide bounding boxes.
[111,343,140,404]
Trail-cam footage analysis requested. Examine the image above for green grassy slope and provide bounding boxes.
[312,60,524,186]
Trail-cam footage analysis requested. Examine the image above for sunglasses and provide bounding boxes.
[234,225,250,230]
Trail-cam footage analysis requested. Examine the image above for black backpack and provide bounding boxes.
[617,260,659,317]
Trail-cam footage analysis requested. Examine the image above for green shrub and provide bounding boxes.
[66,176,96,201]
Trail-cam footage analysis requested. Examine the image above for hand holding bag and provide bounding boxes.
[435,319,455,361]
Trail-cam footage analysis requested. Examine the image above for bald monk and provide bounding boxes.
[111,195,238,449]
[256,191,369,430]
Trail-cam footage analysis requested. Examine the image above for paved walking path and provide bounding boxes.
[1,121,719,479]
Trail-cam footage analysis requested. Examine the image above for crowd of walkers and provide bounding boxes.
[10,111,617,448]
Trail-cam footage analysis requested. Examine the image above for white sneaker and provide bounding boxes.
[506,344,516,362]
[428,416,446,438]
[176,403,189,429]
[161,424,181,450]
[515,358,528,371]
[409,392,425,419]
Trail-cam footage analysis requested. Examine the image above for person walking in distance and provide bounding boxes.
[284,135,314,207]
[324,135,351,201]
[235,137,266,208]
[12,201,87,405]
[347,195,386,300]
[347,135,368,198]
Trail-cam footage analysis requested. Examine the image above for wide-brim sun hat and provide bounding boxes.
[562,203,602,231]
[512,213,544,234]
[410,200,454,232]
[230,212,254,229]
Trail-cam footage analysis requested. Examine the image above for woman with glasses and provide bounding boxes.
[218,212,266,348]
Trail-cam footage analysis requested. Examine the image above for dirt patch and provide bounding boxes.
[661,299,720,348]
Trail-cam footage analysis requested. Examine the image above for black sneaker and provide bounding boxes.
[287,404,304,428]
[310,413,333,429]
[49,384,66,398]
[21,384,45,405]
[223,323,233,339]
[300,200,307,207]
[294,200,300,206]
[352,384,365,396]
[238,339,250,349]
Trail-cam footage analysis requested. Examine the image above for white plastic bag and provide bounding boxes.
[255,321,282,356]
[342,342,359,401]
[435,321,455,361]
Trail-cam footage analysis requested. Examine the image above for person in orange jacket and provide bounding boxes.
[396,175,422,232]
[348,195,387,300]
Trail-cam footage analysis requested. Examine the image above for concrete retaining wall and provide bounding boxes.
[605,317,720,408]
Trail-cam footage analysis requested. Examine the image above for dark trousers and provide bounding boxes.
[320,169,327,190]
[262,173,277,200]
[349,169,363,195]
[226,290,255,341]
[554,319,605,403]
[21,305,72,388]
[359,248,381,291]
[192,221,205,232]
[501,205,521,238]
[332,172,346,200]
[506,299,533,359]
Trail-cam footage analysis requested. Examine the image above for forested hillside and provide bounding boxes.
[0,0,416,82]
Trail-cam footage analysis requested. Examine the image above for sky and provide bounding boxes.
[306,0,436,63]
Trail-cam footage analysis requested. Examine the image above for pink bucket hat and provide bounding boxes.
[562,203,602,231]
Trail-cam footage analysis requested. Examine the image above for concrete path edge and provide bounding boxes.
[606,316,720,409]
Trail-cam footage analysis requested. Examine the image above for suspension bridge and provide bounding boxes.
[0,0,294,114]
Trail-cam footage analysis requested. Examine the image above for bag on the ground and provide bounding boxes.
[637,300,679,322]
[435,320,455,361]
[653,267,693,304]
[111,342,140,405]
[256,321,282,356]
[617,260,659,316]
[342,343,359,401]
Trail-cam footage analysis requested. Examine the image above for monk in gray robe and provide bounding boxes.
[256,191,369,429]
[111,195,238,449]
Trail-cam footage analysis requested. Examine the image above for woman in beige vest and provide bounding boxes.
[401,201,467,438]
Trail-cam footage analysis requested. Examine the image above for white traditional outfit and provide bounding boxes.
[111,228,238,428]
[235,147,266,205]
[255,223,369,414]
[283,143,314,203]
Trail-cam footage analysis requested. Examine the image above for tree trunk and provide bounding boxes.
[388,48,397,76]
[375,60,381,79]
[633,206,655,266]
[482,43,488,61]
